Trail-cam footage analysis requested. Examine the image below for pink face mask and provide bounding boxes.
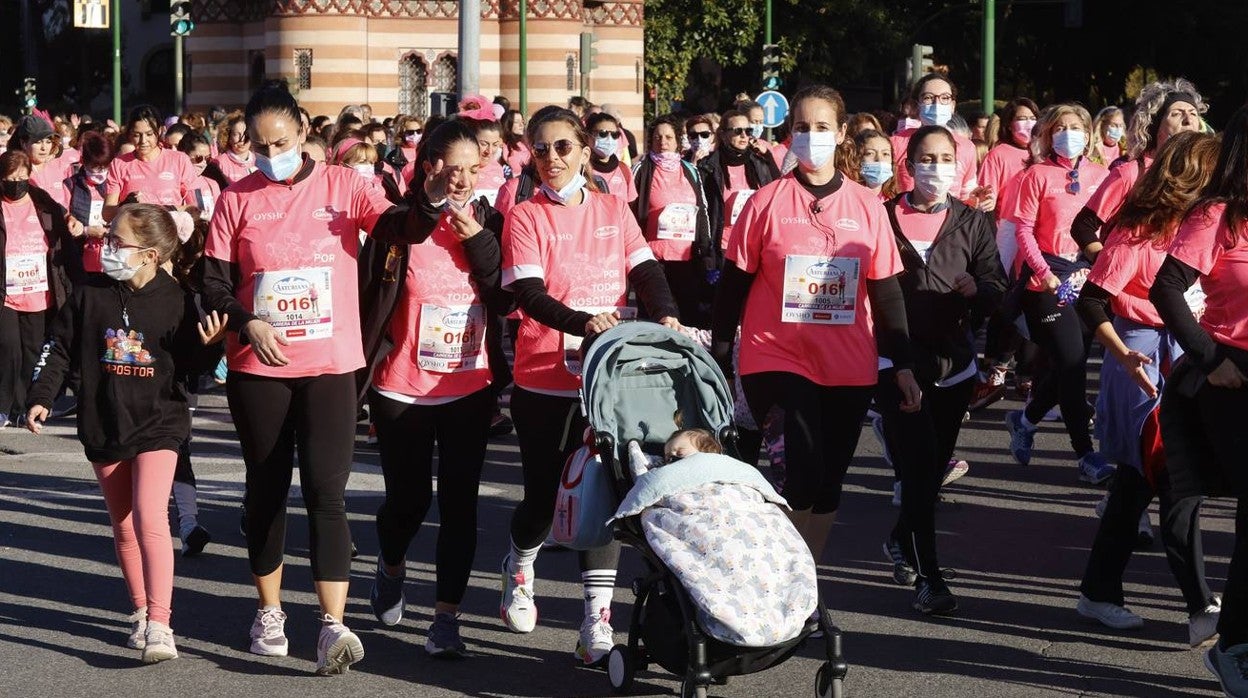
[1012,119,1037,145]
[650,151,681,172]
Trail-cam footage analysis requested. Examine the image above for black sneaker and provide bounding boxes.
[181,525,211,557]
[370,559,406,626]
[489,411,514,437]
[883,538,918,586]
[425,612,467,659]
[913,578,958,616]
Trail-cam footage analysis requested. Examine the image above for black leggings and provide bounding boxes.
[370,388,492,605]
[877,371,974,579]
[1080,465,1213,614]
[509,387,619,570]
[1022,290,1094,456]
[741,372,874,514]
[652,260,705,328]
[0,307,45,419]
[227,371,356,581]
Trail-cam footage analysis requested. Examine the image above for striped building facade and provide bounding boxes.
[185,0,645,126]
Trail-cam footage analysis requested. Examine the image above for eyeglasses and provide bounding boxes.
[533,139,578,159]
[595,130,620,139]
[687,131,713,140]
[919,93,955,105]
[229,131,249,143]
[1065,168,1081,195]
[727,127,753,137]
[103,234,150,253]
[403,129,423,136]
[188,155,208,164]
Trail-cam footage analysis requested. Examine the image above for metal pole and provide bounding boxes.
[112,0,122,123]
[519,0,528,113]
[765,0,772,46]
[458,0,481,97]
[174,35,184,116]
[982,0,995,115]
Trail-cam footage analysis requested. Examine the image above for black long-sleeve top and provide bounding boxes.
[1150,256,1223,373]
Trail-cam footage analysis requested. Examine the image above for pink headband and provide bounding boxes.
[457,94,497,123]
[332,138,366,164]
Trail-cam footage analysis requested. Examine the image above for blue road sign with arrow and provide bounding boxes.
[755,91,789,128]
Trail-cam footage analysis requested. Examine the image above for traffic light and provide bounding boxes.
[22,77,37,110]
[170,0,194,36]
[761,43,781,91]
[910,44,934,84]
[579,32,598,75]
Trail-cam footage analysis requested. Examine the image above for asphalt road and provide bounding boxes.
[0,382,1232,698]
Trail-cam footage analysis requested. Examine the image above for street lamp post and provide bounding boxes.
[112,0,121,122]
[519,0,528,113]
[982,0,995,115]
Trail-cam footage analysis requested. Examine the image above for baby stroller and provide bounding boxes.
[579,322,848,698]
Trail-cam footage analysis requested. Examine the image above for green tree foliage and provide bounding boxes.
[644,0,762,113]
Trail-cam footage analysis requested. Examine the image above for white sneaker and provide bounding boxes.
[126,607,148,649]
[574,607,614,665]
[315,614,364,675]
[1190,599,1221,648]
[249,607,289,657]
[1076,594,1144,629]
[499,555,537,633]
[142,621,178,663]
[891,481,902,508]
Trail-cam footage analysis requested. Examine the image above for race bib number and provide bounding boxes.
[729,190,755,225]
[656,203,697,241]
[781,255,859,325]
[5,253,49,296]
[563,306,638,374]
[417,303,486,373]
[88,200,105,227]
[252,267,333,342]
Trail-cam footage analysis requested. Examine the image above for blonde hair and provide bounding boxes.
[1126,78,1207,160]
[1031,103,1093,161]
[665,429,722,455]
[1089,106,1125,165]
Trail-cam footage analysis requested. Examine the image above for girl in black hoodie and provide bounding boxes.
[25,203,223,664]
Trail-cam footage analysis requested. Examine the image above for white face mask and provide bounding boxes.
[912,162,957,201]
[790,131,838,170]
[593,136,618,158]
[352,163,375,180]
[86,168,109,185]
[1052,129,1087,159]
[100,244,150,281]
[919,103,955,127]
[540,172,587,205]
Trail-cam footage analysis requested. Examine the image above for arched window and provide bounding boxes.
[432,54,457,93]
[399,54,429,119]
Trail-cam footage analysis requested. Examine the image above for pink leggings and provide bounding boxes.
[93,450,177,625]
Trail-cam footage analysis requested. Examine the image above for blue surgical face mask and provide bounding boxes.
[540,172,587,205]
[1052,129,1088,159]
[593,136,618,158]
[255,146,302,181]
[789,131,838,170]
[1106,126,1124,142]
[919,103,954,127]
[860,161,894,188]
[750,124,765,139]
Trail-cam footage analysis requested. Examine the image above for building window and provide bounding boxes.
[567,55,576,91]
[399,54,429,120]
[295,49,313,91]
[432,54,457,93]
[248,51,266,90]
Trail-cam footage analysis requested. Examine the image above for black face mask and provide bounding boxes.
[0,180,29,201]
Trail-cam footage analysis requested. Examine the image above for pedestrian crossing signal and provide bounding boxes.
[762,43,782,91]
[170,0,194,36]
[22,77,37,110]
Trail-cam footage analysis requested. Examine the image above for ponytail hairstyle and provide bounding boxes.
[527,108,601,193]
[243,81,304,138]
[113,203,183,269]
[408,119,480,199]
[171,207,209,289]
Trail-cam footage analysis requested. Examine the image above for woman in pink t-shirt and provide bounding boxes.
[104,106,198,218]
[199,84,429,675]
[711,84,922,576]
[890,75,993,211]
[1072,131,1219,640]
[1150,104,1248,676]
[697,109,781,259]
[632,114,714,327]
[1004,104,1111,482]
[358,120,513,658]
[585,112,638,204]
[501,109,531,176]
[176,134,221,221]
[13,115,72,207]
[498,108,679,666]
[854,128,897,201]
[1089,106,1126,167]
[212,111,256,184]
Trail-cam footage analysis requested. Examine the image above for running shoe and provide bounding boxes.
[1204,642,1248,697]
[968,366,1008,411]
[1078,452,1115,485]
[1137,510,1154,548]
[941,459,970,487]
[1075,594,1143,629]
[181,525,211,557]
[315,614,364,675]
[213,357,228,385]
[1005,410,1037,466]
[574,607,614,666]
[499,555,537,633]
[1190,598,1221,649]
[490,411,514,437]
[370,559,406,626]
[365,423,378,447]
[425,612,467,659]
[249,607,289,657]
[883,537,918,586]
[142,621,178,663]
[126,607,148,650]
[891,481,902,508]
[913,578,958,616]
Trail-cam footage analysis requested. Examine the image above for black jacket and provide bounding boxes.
[27,272,215,462]
[630,157,714,269]
[696,149,780,255]
[883,195,1007,385]
[0,187,81,311]
[356,190,513,404]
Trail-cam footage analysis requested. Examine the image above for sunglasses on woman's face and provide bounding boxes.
[595,130,620,139]
[403,129,423,136]
[687,131,713,140]
[533,139,578,159]
[188,155,208,164]
[727,127,753,137]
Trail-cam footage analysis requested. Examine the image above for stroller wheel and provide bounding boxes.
[607,644,635,694]
[816,662,845,698]
[680,677,708,698]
